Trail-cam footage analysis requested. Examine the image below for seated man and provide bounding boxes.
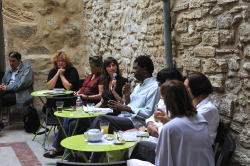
[90,55,160,132]
[0,51,34,127]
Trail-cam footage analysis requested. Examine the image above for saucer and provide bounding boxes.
[88,139,102,143]
[113,141,125,145]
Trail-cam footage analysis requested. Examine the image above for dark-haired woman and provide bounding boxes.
[96,57,127,113]
[184,72,219,144]
[46,51,79,91]
[128,80,215,166]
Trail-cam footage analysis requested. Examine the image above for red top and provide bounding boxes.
[79,73,104,105]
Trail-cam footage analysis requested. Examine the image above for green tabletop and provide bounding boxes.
[31,90,73,97]
[54,110,107,118]
[61,134,136,152]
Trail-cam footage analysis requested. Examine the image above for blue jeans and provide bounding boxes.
[52,118,76,158]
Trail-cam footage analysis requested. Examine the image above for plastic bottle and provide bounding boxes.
[76,96,83,116]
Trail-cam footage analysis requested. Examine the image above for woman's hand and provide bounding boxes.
[111,79,117,91]
[58,68,65,75]
[154,109,170,125]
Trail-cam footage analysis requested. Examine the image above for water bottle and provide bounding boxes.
[76,96,83,116]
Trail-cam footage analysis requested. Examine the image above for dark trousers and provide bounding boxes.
[130,141,157,164]
[0,91,16,108]
[89,114,134,133]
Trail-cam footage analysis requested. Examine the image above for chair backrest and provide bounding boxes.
[56,161,127,166]
[214,122,228,157]
[215,134,236,166]
[46,96,77,110]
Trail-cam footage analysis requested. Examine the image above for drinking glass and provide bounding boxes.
[56,101,64,113]
[114,130,123,143]
[87,103,95,115]
[100,120,109,135]
[154,103,166,122]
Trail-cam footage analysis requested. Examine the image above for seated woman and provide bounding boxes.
[128,80,215,166]
[96,57,127,113]
[183,72,219,144]
[46,51,79,91]
[43,56,104,158]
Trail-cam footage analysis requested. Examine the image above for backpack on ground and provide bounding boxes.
[23,106,40,133]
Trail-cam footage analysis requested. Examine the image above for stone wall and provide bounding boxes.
[1,0,250,165]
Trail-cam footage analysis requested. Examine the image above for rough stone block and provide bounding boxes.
[217,16,232,29]
[175,22,188,33]
[216,49,234,55]
[210,6,223,16]
[202,58,228,73]
[179,35,201,46]
[172,0,189,12]
[121,46,134,58]
[202,31,219,46]
[22,2,34,8]
[194,46,215,57]
[233,15,243,25]
[183,9,202,19]
[211,94,234,117]
[229,58,240,71]
[244,45,250,57]
[243,62,250,71]
[218,0,239,5]
[196,19,217,31]
[26,46,49,55]
[176,55,201,70]
[208,74,225,91]
[189,0,201,8]
[239,22,250,43]
[220,30,235,44]
[8,25,37,38]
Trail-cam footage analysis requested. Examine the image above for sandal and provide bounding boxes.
[43,149,64,158]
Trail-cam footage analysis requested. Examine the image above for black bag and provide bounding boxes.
[23,106,40,133]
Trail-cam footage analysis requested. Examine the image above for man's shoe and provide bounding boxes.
[0,121,4,129]
[43,150,64,158]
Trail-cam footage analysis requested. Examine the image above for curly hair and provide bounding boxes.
[52,51,73,69]
[134,56,154,75]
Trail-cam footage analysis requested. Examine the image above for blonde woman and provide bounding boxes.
[46,51,79,91]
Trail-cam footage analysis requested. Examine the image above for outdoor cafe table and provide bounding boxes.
[61,134,136,162]
[31,90,73,105]
[54,109,108,138]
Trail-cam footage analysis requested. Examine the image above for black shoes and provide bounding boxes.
[43,149,64,158]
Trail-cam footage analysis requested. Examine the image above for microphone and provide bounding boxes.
[111,73,117,89]
[128,76,134,83]
[112,73,117,80]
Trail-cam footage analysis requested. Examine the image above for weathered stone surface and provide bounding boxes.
[202,58,228,73]
[189,0,201,8]
[208,74,225,91]
[176,55,201,70]
[210,6,223,16]
[202,31,219,46]
[217,16,232,29]
[244,45,250,57]
[238,22,250,43]
[8,25,37,38]
[194,46,215,57]
[220,30,235,44]
[196,19,217,30]
[218,0,239,5]
[172,0,189,12]
[22,2,34,8]
[243,62,250,71]
[183,9,202,19]
[233,150,250,165]
[26,46,49,55]
[211,94,234,117]
[175,22,188,33]
[228,58,240,71]
[216,49,234,55]
[233,15,243,25]
[178,35,201,45]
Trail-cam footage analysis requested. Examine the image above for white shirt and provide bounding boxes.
[155,114,215,166]
[197,96,219,144]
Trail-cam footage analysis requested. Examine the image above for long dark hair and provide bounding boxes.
[102,57,120,80]
[161,80,197,119]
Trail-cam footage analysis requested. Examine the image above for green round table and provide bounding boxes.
[61,134,136,162]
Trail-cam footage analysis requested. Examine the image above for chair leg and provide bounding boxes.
[32,119,45,141]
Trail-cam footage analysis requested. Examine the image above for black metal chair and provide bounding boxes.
[56,161,127,166]
[215,134,236,166]
[33,96,77,150]
[213,122,228,158]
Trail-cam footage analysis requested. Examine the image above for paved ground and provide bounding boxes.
[0,123,60,166]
